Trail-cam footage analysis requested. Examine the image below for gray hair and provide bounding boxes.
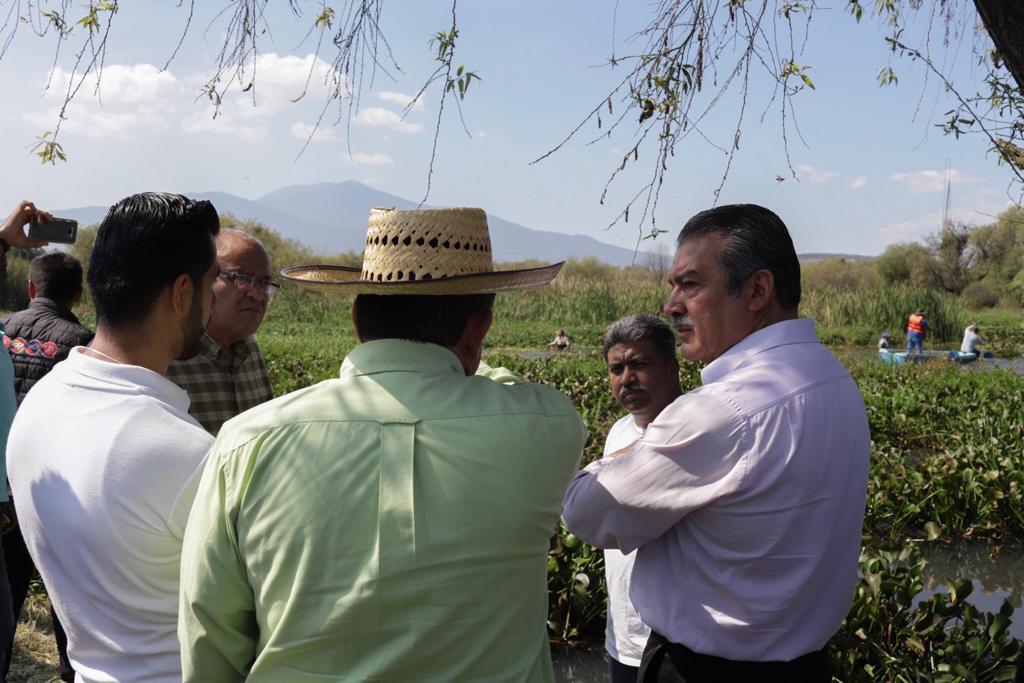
[677,204,801,310]
[603,313,677,362]
[218,228,268,257]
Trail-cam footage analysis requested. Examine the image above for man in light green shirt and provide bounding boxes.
[179,207,586,681]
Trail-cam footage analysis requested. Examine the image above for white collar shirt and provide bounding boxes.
[562,318,870,661]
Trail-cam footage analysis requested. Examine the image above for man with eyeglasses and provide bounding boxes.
[168,229,275,434]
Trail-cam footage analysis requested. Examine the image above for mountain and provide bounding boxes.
[798,252,874,263]
[257,181,653,265]
[56,181,651,266]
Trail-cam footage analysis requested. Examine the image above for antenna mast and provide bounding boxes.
[942,158,952,228]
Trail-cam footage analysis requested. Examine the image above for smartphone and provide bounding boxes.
[28,217,78,244]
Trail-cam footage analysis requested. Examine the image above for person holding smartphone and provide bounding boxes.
[0,201,51,278]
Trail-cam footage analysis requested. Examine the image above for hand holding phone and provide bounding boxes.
[28,217,78,244]
[1,200,52,249]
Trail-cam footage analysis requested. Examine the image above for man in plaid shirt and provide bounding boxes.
[168,229,274,434]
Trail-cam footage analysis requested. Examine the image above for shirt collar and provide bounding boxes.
[700,318,818,385]
[30,297,81,323]
[67,347,193,413]
[340,339,463,378]
[200,334,253,362]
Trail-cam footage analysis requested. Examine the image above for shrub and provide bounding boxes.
[961,281,1000,309]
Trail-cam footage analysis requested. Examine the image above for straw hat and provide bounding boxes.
[282,207,563,294]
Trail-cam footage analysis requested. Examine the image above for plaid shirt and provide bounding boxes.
[167,334,274,435]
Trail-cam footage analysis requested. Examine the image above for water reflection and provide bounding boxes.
[917,540,1024,639]
[552,643,607,683]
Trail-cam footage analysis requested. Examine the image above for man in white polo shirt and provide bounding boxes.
[601,313,681,682]
[6,192,220,682]
[563,204,870,681]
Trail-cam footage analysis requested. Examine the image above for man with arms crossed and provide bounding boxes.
[563,204,870,681]
[168,229,275,434]
[601,313,681,682]
[179,207,587,681]
[7,193,219,682]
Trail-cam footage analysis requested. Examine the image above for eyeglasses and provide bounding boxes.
[219,271,280,297]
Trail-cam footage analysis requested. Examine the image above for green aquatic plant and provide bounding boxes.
[831,545,1021,681]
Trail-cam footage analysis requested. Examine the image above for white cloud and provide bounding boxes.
[24,63,182,138]
[794,164,837,185]
[476,130,488,139]
[353,107,423,133]
[351,152,394,165]
[878,201,1011,240]
[180,113,266,142]
[183,53,343,141]
[889,169,983,193]
[291,122,337,142]
[376,91,424,112]
[850,176,868,190]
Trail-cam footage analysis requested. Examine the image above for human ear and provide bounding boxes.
[452,308,493,375]
[747,269,775,312]
[170,273,193,317]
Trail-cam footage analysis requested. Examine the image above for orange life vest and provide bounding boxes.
[907,314,926,335]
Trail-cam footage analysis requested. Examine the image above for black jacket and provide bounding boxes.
[1,297,94,404]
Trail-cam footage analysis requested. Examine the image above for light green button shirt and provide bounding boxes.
[179,339,587,682]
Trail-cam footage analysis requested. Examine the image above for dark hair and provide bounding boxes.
[353,293,496,346]
[603,313,677,362]
[88,193,219,328]
[677,204,801,310]
[29,252,83,305]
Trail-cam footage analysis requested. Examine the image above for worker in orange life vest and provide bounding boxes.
[906,308,928,354]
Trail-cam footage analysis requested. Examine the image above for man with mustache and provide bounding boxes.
[6,193,219,682]
[601,313,681,682]
[563,204,870,681]
[168,229,275,435]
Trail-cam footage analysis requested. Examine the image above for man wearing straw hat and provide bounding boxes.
[179,207,587,681]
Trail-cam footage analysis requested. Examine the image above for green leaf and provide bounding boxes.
[988,613,1010,639]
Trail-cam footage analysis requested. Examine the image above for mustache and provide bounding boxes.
[619,381,644,398]
[670,314,693,328]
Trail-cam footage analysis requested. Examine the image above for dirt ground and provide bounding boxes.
[8,590,62,683]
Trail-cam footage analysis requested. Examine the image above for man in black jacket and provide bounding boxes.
[2,252,94,401]
[1,251,92,681]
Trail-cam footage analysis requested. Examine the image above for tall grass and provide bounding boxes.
[801,286,968,343]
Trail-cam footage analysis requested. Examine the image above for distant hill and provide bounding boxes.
[57,181,651,266]
[799,252,874,263]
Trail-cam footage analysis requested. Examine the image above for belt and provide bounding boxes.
[638,632,831,682]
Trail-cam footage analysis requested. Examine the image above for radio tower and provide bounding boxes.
[942,159,952,229]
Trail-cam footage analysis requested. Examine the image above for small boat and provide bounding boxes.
[879,349,943,365]
[947,350,994,364]
[879,349,994,365]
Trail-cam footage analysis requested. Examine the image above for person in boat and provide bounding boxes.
[562,204,870,682]
[601,313,682,682]
[877,331,892,350]
[960,324,985,358]
[906,308,928,354]
[548,328,571,351]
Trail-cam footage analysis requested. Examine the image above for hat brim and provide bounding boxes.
[281,262,564,295]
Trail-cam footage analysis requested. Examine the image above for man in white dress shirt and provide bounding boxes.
[6,193,219,682]
[563,204,870,681]
[601,313,681,682]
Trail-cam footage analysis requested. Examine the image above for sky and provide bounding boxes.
[0,0,1017,257]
